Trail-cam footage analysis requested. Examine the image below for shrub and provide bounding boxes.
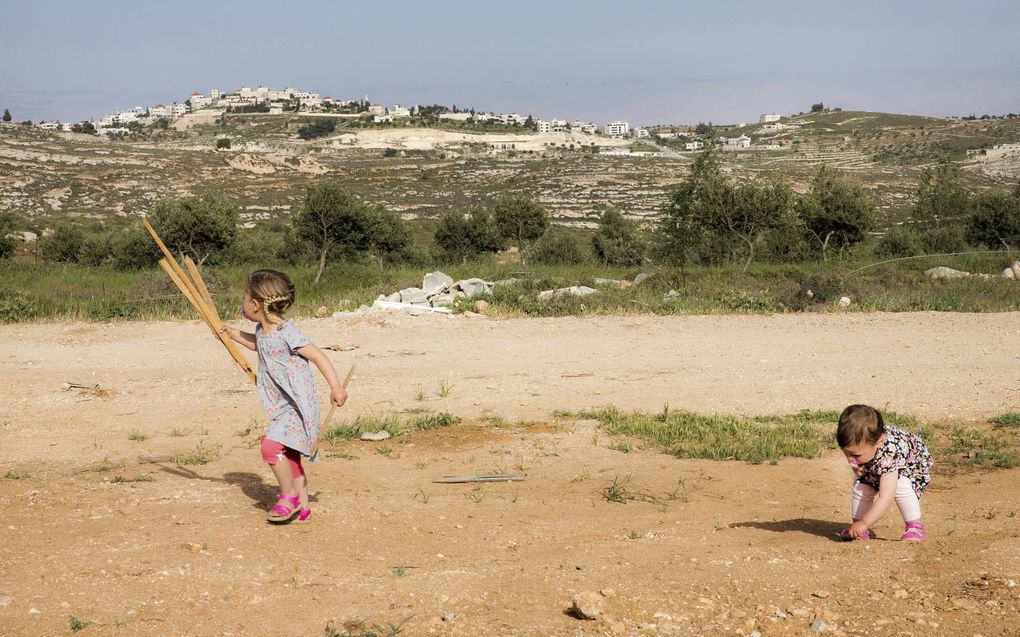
[877,226,925,258]
[297,119,336,140]
[215,138,231,149]
[38,225,84,263]
[529,228,589,265]
[0,288,37,323]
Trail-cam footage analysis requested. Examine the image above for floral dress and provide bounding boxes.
[858,426,933,497]
[255,321,320,457]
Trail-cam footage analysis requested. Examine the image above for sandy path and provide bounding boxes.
[1,313,1019,635]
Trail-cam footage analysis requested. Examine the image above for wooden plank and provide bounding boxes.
[432,473,527,483]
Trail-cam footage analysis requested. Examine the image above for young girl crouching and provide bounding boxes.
[836,404,933,541]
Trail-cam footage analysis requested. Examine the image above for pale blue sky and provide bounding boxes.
[2,0,1018,125]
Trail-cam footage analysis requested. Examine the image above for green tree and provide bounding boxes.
[966,189,1020,250]
[655,147,718,269]
[39,224,85,263]
[293,179,365,283]
[493,195,549,265]
[2,109,11,123]
[720,175,798,271]
[147,193,239,265]
[797,165,877,260]
[434,208,503,263]
[215,138,231,149]
[914,159,969,230]
[0,212,16,259]
[592,206,646,266]
[529,227,588,265]
[362,205,410,267]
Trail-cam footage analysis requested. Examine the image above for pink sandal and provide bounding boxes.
[901,521,926,542]
[267,493,300,522]
[296,508,312,523]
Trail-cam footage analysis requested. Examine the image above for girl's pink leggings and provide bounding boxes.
[260,438,304,479]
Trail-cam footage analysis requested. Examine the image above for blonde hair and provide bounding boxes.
[245,269,295,319]
[836,404,886,448]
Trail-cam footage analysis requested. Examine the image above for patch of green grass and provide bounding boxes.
[322,414,407,443]
[128,431,148,442]
[585,406,833,463]
[945,427,1020,469]
[608,441,632,453]
[170,443,221,466]
[110,474,154,483]
[69,616,88,632]
[326,451,358,460]
[374,445,394,456]
[437,379,453,398]
[167,427,187,438]
[411,412,460,430]
[991,413,1020,428]
[324,616,414,637]
[3,469,30,480]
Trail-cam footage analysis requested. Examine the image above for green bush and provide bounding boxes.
[877,226,924,258]
[0,288,37,323]
[530,228,589,265]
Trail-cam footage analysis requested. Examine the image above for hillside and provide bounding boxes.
[2,111,1019,231]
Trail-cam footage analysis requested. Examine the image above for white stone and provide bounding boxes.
[537,286,596,301]
[422,271,454,295]
[838,296,852,307]
[454,278,492,298]
[633,272,652,285]
[571,591,604,620]
[925,266,971,279]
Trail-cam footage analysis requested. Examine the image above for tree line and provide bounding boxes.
[6,147,1019,274]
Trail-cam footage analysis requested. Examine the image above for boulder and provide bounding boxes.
[454,278,492,298]
[492,278,519,288]
[633,272,652,285]
[430,291,465,307]
[838,296,852,307]
[422,271,454,295]
[398,287,429,305]
[1013,261,1020,278]
[1004,267,1016,280]
[570,591,604,620]
[537,286,597,301]
[925,266,970,280]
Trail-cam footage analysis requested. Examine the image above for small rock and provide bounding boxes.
[838,296,851,307]
[29,607,41,615]
[925,266,971,280]
[812,590,830,599]
[790,607,809,617]
[893,589,908,599]
[360,431,391,442]
[810,618,828,632]
[663,289,680,300]
[633,272,652,285]
[0,596,12,607]
[442,613,455,622]
[653,611,672,622]
[314,306,329,318]
[619,280,633,289]
[600,588,617,598]
[571,591,605,620]
[1002,267,1015,280]
[182,542,205,554]
[951,597,978,610]
[474,300,490,314]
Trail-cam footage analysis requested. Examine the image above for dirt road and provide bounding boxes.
[1,313,1018,635]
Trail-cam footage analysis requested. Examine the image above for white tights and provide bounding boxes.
[851,476,921,523]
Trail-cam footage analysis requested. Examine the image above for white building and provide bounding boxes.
[211,89,222,99]
[368,104,385,115]
[171,102,188,117]
[760,122,785,132]
[685,140,704,151]
[190,93,212,110]
[633,128,649,138]
[604,121,630,137]
[439,112,472,121]
[722,135,752,149]
[573,120,597,134]
[389,105,410,117]
[536,120,551,133]
[759,113,781,123]
[374,114,394,123]
[38,121,60,130]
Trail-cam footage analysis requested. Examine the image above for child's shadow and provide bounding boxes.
[155,465,316,510]
[730,518,847,542]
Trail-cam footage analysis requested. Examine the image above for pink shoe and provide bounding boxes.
[296,508,312,523]
[901,521,926,542]
[839,527,871,541]
[267,493,300,522]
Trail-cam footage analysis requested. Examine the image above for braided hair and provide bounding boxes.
[245,269,295,318]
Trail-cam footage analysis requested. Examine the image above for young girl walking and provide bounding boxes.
[221,269,348,523]
[836,404,933,541]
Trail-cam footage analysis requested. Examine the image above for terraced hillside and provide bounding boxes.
[2,111,1019,229]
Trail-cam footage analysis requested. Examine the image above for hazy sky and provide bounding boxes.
[2,0,1018,125]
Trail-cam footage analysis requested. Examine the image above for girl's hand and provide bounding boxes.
[849,520,870,539]
[218,324,235,339]
[330,386,348,407]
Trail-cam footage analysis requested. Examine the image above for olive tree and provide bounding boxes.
[493,194,548,266]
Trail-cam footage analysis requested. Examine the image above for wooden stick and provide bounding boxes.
[147,220,256,383]
[183,256,219,317]
[310,365,355,458]
[433,473,527,483]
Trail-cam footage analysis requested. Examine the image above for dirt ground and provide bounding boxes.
[2,312,1019,636]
